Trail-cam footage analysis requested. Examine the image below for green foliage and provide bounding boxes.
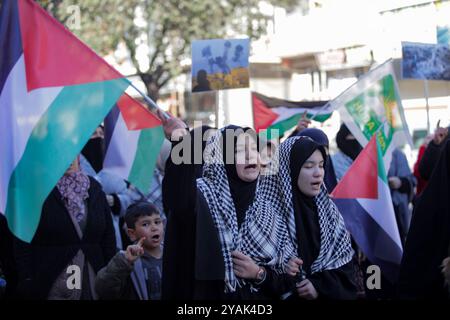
[37,0,298,98]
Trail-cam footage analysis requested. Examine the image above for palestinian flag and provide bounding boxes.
[0,0,130,242]
[331,135,403,283]
[252,92,332,137]
[103,94,165,194]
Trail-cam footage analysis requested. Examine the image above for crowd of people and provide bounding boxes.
[0,110,449,300]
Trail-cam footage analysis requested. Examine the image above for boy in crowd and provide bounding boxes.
[95,202,163,300]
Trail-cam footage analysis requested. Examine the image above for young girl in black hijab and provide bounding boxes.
[297,128,338,192]
[237,136,357,300]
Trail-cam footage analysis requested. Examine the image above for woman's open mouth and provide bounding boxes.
[311,181,322,189]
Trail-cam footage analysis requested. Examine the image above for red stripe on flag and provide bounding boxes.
[117,94,161,131]
[252,93,278,133]
[18,0,123,91]
[331,136,378,199]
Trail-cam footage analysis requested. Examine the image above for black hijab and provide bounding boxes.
[221,125,258,227]
[289,137,327,273]
[298,128,338,192]
[161,125,214,300]
[336,124,362,161]
[81,137,105,173]
[162,125,213,216]
[398,140,450,299]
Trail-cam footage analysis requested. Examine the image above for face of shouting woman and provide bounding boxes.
[235,134,260,182]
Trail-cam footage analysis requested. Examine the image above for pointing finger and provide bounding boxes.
[137,237,146,248]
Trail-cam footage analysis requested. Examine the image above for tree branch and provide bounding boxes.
[124,37,140,74]
[158,72,173,89]
[148,22,168,73]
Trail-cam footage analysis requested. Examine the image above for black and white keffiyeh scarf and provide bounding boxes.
[249,136,354,275]
[197,128,289,292]
[197,132,353,292]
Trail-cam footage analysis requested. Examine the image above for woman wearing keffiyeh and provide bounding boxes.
[161,117,283,299]
[196,125,279,298]
[237,136,357,300]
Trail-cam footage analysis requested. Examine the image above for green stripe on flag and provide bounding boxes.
[376,136,388,184]
[307,112,332,123]
[128,126,165,193]
[267,113,303,136]
[5,78,129,242]
[264,112,332,139]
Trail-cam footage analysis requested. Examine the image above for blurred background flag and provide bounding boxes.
[252,91,331,138]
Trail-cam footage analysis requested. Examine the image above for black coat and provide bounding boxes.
[161,140,198,300]
[14,177,116,299]
[0,214,17,298]
[399,140,450,299]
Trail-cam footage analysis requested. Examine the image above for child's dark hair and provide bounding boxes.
[125,201,160,229]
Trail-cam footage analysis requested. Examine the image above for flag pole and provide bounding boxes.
[128,81,171,120]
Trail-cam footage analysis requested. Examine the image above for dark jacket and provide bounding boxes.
[95,251,150,300]
[14,177,116,299]
[259,262,357,300]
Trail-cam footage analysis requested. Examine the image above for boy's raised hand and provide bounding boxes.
[125,237,145,264]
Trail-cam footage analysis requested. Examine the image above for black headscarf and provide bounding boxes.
[298,128,338,192]
[398,140,450,299]
[81,137,105,173]
[289,137,327,272]
[297,128,329,146]
[161,125,214,300]
[162,125,213,216]
[221,125,258,227]
[336,124,362,161]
